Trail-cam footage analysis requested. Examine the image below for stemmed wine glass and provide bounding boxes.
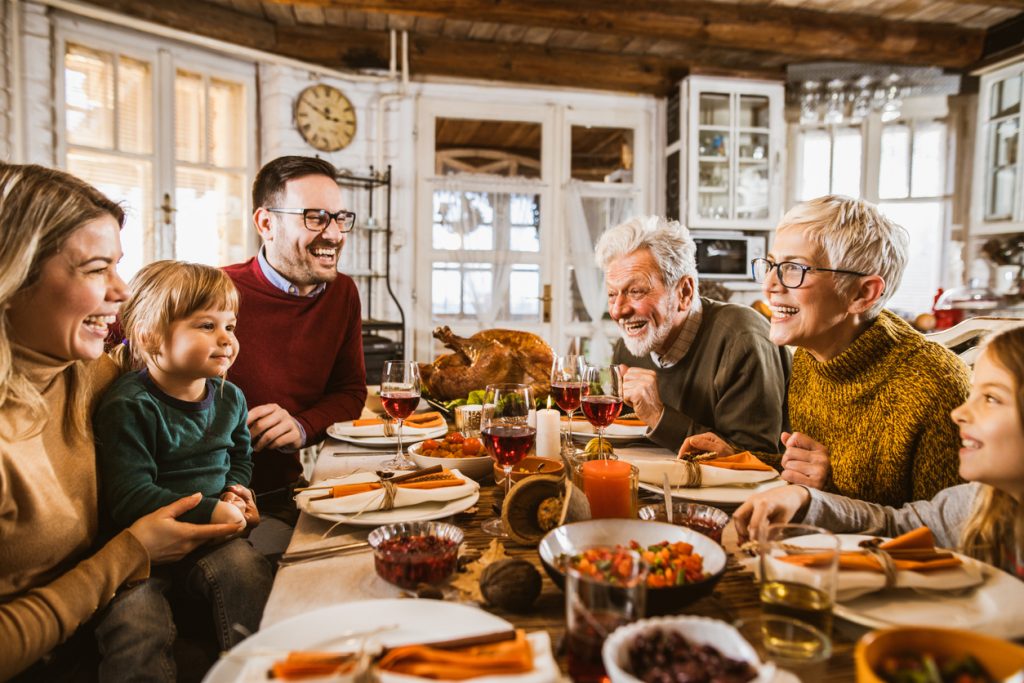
[581,365,623,459]
[550,354,588,449]
[480,383,535,537]
[380,360,421,471]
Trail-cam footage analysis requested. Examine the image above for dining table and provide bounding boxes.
[259,436,862,682]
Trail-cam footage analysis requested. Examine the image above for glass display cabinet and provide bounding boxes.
[973,60,1024,235]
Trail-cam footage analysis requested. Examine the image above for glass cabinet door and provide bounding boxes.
[696,92,731,220]
[984,73,1022,222]
[737,94,771,220]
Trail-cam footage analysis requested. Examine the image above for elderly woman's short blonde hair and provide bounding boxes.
[777,195,908,318]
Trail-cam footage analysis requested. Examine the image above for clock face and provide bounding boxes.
[294,84,357,152]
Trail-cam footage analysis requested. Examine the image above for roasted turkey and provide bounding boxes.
[419,327,554,401]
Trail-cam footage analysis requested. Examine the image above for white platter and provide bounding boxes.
[297,491,480,528]
[639,478,787,506]
[204,599,558,683]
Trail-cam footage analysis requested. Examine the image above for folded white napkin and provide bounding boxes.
[621,453,779,489]
[297,470,479,515]
[330,420,439,438]
[567,420,648,437]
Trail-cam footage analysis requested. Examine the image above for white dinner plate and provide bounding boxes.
[830,534,1024,639]
[639,477,787,506]
[297,490,480,527]
[204,599,557,683]
[326,423,448,448]
[567,421,650,446]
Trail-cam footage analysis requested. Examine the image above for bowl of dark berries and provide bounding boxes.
[602,615,772,683]
[367,521,464,590]
[637,502,731,543]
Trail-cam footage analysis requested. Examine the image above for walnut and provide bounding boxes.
[479,559,542,613]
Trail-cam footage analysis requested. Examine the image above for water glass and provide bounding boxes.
[758,523,839,647]
[733,615,831,679]
[453,404,482,438]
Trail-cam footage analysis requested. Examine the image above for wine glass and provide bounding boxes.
[581,365,623,459]
[550,354,588,449]
[380,360,421,471]
[480,383,535,537]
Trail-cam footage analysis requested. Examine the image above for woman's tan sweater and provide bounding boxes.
[0,346,149,680]
[773,311,969,507]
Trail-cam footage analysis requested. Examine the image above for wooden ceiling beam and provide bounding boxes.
[275,0,987,68]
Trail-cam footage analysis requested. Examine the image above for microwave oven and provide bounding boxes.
[690,231,767,280]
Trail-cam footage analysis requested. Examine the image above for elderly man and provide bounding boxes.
[225,156,366,547]
[595,215,790,454]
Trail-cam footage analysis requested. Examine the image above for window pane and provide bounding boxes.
[432,190,494,250]
[879,124,910,199]
[67,149,152,282]
[174,168,246,265]
[831,127,862,197]
[117,57,152,154]
[209,78,246,168]
[435,118,541,178]
[175,70,205,163]
[739,95,770,128]
[571,126,634,182]
[911,122,946,198]
[797,128,830,201]
[509,194,540,252]
[431,263,462,315]
[878,201,944,315]
[463,264,493,316]
[990,75,1021,119]
[509,265,540,318]
[65,44,114,149]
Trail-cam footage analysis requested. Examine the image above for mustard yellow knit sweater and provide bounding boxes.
[778,310,968,507]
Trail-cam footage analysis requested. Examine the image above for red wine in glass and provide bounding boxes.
[581,395,623,428]
[482,425,536,467]
[380,391,419,420]
[551,381,586,413]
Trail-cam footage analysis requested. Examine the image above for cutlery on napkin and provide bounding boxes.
[627,451,778,489]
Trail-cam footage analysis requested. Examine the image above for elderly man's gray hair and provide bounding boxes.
[595,215,699,288]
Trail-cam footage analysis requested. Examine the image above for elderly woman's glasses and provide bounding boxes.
[267,208,356,233]
[751,257,867,289]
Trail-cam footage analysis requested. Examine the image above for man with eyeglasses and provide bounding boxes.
[224,156,367,552]
[595,215,791,455]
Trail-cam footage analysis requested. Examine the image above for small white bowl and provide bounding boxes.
[408,441,493,481]
[602,615,774,683]
[365,384,384,414]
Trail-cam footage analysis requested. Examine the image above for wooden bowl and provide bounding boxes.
[855,627,1024,682]
[493,456,564,485]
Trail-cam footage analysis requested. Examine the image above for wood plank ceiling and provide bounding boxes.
[80,0,1024,94]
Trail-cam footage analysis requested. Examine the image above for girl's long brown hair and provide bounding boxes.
[959,326,1024,567]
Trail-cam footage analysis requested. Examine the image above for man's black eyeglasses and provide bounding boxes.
[751,257,868,289]
[267,208,356,233]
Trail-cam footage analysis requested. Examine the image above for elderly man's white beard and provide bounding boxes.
[618,293,678,357]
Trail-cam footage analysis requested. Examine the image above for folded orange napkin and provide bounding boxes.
[780,527,962,573]
[353,411,445,429]
[329,471,463,498]
[680,451,777,472]
[377,630,534,680]
[270,651,358,680]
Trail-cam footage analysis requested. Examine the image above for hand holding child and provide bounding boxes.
[222,484,261,528]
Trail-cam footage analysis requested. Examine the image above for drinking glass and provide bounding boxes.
[565,547,646,683]
[733,615,832,680]
[550,354,588,447]
[581,365,623,459]
[480,383,535,537]
[380,360,421,471]
[758,523,840,647]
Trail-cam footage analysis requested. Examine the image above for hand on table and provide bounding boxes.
[780,431,830,489]
[248,403,303,452]
[679,432,735,457]
[128,493,245,564]
[733,485,812,543]
[222,484,261,528]
[619,365,664,427]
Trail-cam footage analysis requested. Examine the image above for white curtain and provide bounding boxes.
[564,180,636,364]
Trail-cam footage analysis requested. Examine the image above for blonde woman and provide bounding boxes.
[0,164,239,682]
[734,325,1024,582]
[686,196,967,506]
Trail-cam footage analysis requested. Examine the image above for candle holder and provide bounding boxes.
[575,460,639,519]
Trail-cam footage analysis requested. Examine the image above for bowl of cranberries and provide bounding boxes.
[367,521,464,590]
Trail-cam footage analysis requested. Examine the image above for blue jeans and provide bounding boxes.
[94,538,273,682]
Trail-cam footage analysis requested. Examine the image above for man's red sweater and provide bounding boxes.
[225,258,366,492]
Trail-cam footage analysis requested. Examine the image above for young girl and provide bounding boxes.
[94,260,273,674]
[734,325,1024,580]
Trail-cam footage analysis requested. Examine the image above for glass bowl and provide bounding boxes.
[367,521,464,589]
[638,502,731,543]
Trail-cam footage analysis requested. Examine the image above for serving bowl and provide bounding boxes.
[408,441,493,481]
[638,502,731,543]
[365,384,384,414]
[494,456,565,485]
[602,615,773,683]
[537,519,727,615]
[855,626,1024,683]
[367,521,464,589]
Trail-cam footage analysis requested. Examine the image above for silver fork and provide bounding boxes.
[382,418,396,437]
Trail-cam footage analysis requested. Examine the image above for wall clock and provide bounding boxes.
[294,84,357,152]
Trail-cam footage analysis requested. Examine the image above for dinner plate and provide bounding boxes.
[830,534,1024,639]
[568,421,650,446]
[326,423,448,448]
[204,599,558,683]
[297,490,480,527]
[639,477,787,506]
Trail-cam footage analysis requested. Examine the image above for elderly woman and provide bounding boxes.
[0,164,240,681]
[686,195,967,506]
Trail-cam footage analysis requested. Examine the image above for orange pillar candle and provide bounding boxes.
[581,460,636,519]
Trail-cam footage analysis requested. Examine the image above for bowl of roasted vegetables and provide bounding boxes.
[409,431,492,481]
[855,627,1024,683]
